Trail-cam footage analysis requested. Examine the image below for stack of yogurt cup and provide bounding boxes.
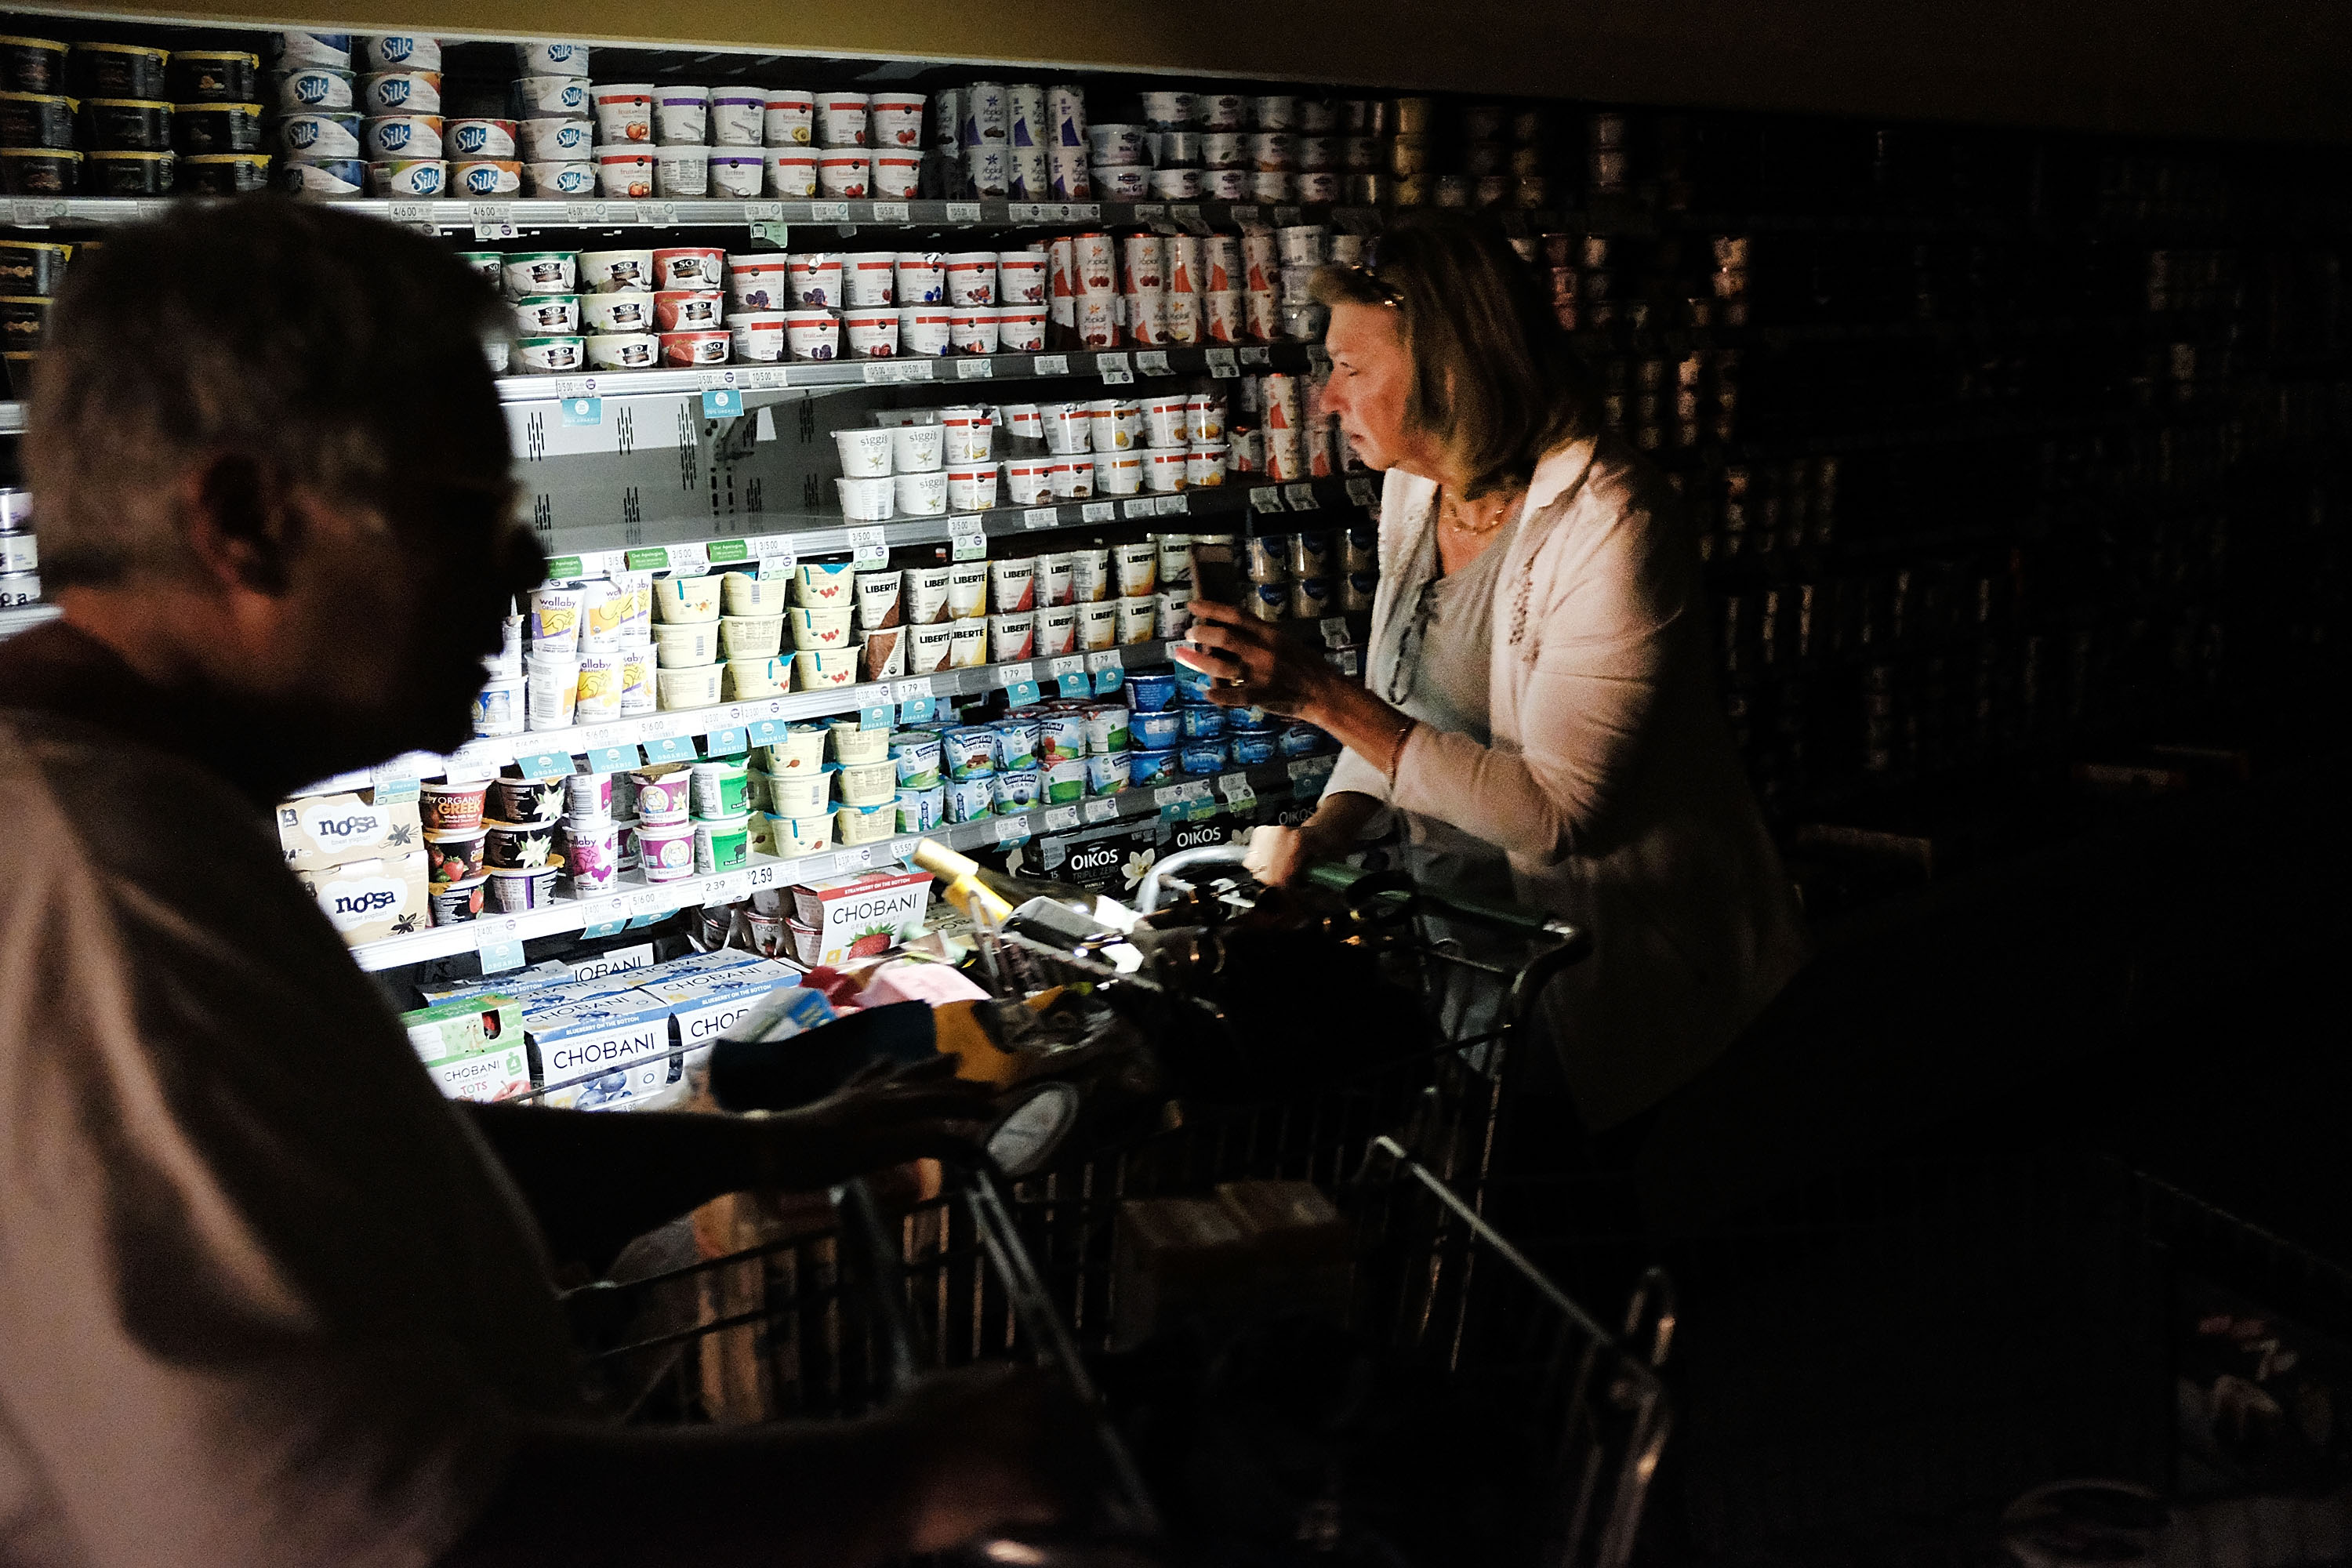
[270,31,370,196]
[1008,390,1226,506]
[948,81,1085,201]
[511,41,593,196]
[556,762,631,897]
[522,573,652,731]
[1136,91,1203,200]
[1272,223,1332,341]
[834,419,956,528]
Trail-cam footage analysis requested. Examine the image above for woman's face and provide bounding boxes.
[1321,300,1442,477]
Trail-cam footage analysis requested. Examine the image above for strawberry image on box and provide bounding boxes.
[790,868,932,966]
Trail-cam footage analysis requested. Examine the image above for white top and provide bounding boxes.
[1327,434,1810,1128]
[0,710,584,1567]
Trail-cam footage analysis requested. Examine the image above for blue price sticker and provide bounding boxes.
[579,917,628,941]
[586,742,641,774]
[1057,671,1091,698]
[514,750,572,782]
[746,718,789,747]
[701,387,742,418]
[1093,666,1124,696]
[898,695,935,724]
[561,396,603,426]
[643,735,695,765]
[1004,679,1042,708]
[474,935,524,974]
[861,702,894,731]
[705,725,749,757]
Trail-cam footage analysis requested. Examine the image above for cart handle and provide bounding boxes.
[1305,860,1589,951]
[1134,842,1253,914]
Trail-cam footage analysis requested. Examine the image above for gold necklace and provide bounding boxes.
[1441,486,1523,535]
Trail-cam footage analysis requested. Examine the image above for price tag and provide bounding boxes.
[474,923,525,974]
[1082,797,1120,824]
[1133,203,1167,225]
[750,220,789,246]
[1048,655,1090,696]
[1022,506,1061,531]
[624,546,671,571]
[706,539,750,565]
[543,555,585,581]
[388,200,435,225]
[1203,347,1239,379]
[1007,203,1040,223]
[849,526,891,568]
[1219,771,1258,811]
[896,685,935,723]
[996,662,1037,688]
[956,358,993,379]
[1172,204,1208,234]
[1095,353,1134,385]
[1250,486,1289,514]
[1072,204,1102,222]
[993,815,1031,848]
[624,888,671,927]
[945,202,983,223]
[1285,483,1320,510]
[1307,344,1331,373]
[1004,678,1042,707]
[811,201,851,223]
[872,201,911,223]
[587,742,641,773]
[1033,354,1069,376]
[643,734,697,765]
[1123,499,1157,521]
[579,901,630,940]
[703,872,752,906]
[443,746,503,783]
[745,366,789,390]
[949,514,988,561]
[1346,476,1379,507]
[1044,804,1082,833]
[561,395,604,426]
[667,541,710,572]
[514,750,572,782]
[861,701,894,731]
[743,859,784,891]
[746,201,785,222]
[702,386,742,418]
[754,538,797,577]
[470,203,517,241]
[1240,345,1272,366]
[1152,784,1186,813]
[902,361,938,381]
[705,724,748,756]
[1161,492,1190,515]
[1135,350,1171,376]
[1087,648,1125,695]
[561,199,611,223]
[1319,615,1352,649]
[1335,648,1359,676]
[1081,501,1115,524]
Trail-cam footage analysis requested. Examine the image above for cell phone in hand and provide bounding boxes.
[1188,539,1247,608]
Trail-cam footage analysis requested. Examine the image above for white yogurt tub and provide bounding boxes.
[584,332,656,369]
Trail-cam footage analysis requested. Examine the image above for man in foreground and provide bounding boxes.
[0,200,1067,1566]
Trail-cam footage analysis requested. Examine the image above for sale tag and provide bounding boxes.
[702,386,742,418]
[849,526,891,568]
[1135,350,1171,376]
[1172,204,1209,234]
[811,201,851,223]
[706,538,750,564]
[587,742,641,774]
[561,395,603,426]
[1285,483,1320,510]
[624,546,671,571]
[1082,501,1116,524]
[705,725,749,757]
[1250,486,1288,514]
[1082,797,1120,824]
[643,734,696,765]
[750,220,789,246]
[388,200,435,225]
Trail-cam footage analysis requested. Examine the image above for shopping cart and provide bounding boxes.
[555,845,1676,1566]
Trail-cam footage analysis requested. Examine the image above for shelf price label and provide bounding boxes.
[1044,804,1082,833]
[1284,483,1320,510]
[872,201,911,223]
[1085,648,1125,695]
[562,201,608,224]
[811,201,851,223]
[1095,353,1134,386]
[895,677,935,724]
[667,541,710,572]
[1171,205,1209,234]
[1203,347,1239,379]
[848,527,891,568]
[1081,501,1116,524]
[993,815,1031,848]
[1032,354,1069,376]
[1219,772,1258,811]
[1081,796,1120,825]
[949,514,988,561]
[579,898,631,941]
[701,386,742,418]
[474,921,525,974]
[586,742,641,774]
[643,734,697,765]
[469,203,517,241]
[945,202,983,223]
[706,539,750,564]
[1250,486,1288,514]
[1134,350,1171,376]
[1319,615,1353,648]
[1022,506,1062,531]
[1346,476,1380,507]
[387,200,436,226]
[624,888,672,927]
[1048,655,1090,697]
[1239,345,1272,366]
[1122,499,1157,521]
[513,750,572,782]
[750,220,789,246]
[956,358,993,379]
[623,546,671,572]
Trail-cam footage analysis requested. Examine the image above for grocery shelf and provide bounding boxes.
[295,637,1185,802]
[0,603,57,639]
[537,473,1374,583]
[2,194,1383,237]
[348,752,1330,974]
[496,340,1313,405]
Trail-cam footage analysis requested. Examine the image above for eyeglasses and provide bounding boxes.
[1342,262,1403,310]
[1386,577,1439,706]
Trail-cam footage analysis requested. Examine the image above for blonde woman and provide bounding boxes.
[1178,212,1808,1142]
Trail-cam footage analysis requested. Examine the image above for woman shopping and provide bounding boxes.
[1176,211,1809,1144]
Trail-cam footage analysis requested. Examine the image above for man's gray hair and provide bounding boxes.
[25,198,512,589]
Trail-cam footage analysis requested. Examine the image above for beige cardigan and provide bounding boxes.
[1323,434,1810,1129]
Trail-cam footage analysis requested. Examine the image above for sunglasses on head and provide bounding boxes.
[1341,262,1403,309]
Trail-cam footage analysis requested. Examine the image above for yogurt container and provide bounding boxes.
[709,150,762,197]
[423,826,488,884]
[278,111,361,158]
[989,717,1040,771]
[454,158,523,195]
[993,767,1042,815]
[516,336,583,373]
[579,249,654,292]
[517,42,590,77]
[1179,702,1225,740]
[1231,728,1276,765]
[693,815,751,875]
[942,726,996,781]
[1083,705,1130,753]
[526,161,594,196]
[637,819,695,882]
[419,779,490,833]
[660,330,729,367]
[653,246,725,290]
[593,144,655,198]
[1126,747,1178,787]
[709,88,764,146]
[584,333,656,369]
[521,116,592,160]
[1132,709,1183,749]
[1036,710,1088,764]
[361,71,440,115]
[427,876,486,925]
[1083,750,1129,795]
[1125,669,1177,712]
[514,294,579,335]
[946,775,995,823]
[516,75,590,118]
[895,785,946,833]
[581,292,652,332]
[764,90,813,143]
[361,36,441,72]
[593,83,654,143]
[503,249,577,299]
[835,800,896,846]
[443,116,515,158]
[278,65,354,111]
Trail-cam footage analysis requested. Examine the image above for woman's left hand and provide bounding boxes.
[1174,597,1330,717]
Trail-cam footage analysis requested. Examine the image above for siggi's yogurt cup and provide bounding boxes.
[520,116,592,161]
[579,249,654,292]
[593,83,653,143]
[764,147,817,196]
[895,471,947,517]
[594,144,654,197]
[365,157,447,195]
[528,162,596,196]
[515,75,590,118]
[455,158,523,195]
[835,476,895,521]
[709,150,762,196]
[503,249,577,299]
[516,335,583,373]
[585,332,656,369]
[833,426,893,478]
[582,291,652,332]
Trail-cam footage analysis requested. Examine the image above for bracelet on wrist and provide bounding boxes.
[1385,717,1417,784]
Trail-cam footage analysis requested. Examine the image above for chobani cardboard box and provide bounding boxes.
[789,869,931,967]
[521,989,679,1111]
[632,957,808,1058]
[277,789,423,870]
[401,995,532,1103]
[296,849,431,944]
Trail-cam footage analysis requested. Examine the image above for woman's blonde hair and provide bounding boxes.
[1310,210,1592,499]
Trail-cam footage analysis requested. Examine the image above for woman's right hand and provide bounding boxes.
[1244,824,1316,888]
